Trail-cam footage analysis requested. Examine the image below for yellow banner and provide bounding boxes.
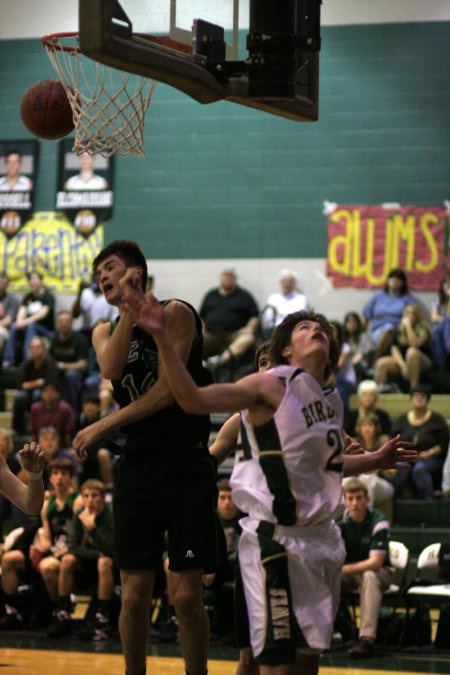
[0,211,104,293]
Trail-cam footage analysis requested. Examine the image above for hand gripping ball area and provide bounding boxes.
[20,79,75,140]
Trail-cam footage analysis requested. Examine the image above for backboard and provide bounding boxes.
[79,0,321,121]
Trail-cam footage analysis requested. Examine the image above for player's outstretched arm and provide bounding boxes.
[123,290,273,415]
[0,443,45,514]
[343,434,416,477]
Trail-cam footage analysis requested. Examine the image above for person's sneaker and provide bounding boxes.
[0,605,24,630]
[78,612,111,641]
[347,637,375,659]
[47,609,71,638]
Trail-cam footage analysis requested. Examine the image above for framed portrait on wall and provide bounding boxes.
[0,139,39,237]
[56,139,114,237]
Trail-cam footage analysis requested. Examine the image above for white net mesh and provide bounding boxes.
[43,34,156,157]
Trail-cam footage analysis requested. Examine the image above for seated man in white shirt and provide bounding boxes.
[261,269,308,338]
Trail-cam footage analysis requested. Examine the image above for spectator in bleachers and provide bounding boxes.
[392,386,450,499]
[344,380,392,442]
[374,303,433,392]
[330,320,357,415]
[0,272,18,362]
[34,459,80,607]
[0,522,42,629]
[72,276,118,344]
[76,393,113,488]
[32,427,79,491]
[12,336,58,435]
[28,381,75,448]
[202,478,240,641]
[362,268,418,359]
[49,311,89,415]
[47,479,115,641]
[199,266,260,370]
[343,311,373,382]
[342,413,394,508]
[0,458,79,629]
[2,271,55,367]
[431,273,450,324]
[433,316,450,372]
[339,478,394,659]
[261,269,308,339]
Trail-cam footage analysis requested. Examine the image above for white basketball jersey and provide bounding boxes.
[230,365,345,527]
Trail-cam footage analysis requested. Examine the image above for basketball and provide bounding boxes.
[20,79,75,140]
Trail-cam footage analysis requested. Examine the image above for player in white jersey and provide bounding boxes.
[120,291,416,675]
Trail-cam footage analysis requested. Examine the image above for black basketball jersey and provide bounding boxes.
[111,299,211,457]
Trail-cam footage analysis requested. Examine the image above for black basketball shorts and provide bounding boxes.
[113,445,220,572]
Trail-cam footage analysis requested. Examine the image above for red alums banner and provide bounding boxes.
[326,205,450,290]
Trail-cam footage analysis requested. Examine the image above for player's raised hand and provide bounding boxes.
[18,442,45,474]
[343,433,364,456]
[376,434,417,469]
[118,266,143,295]
[123,291,167,339]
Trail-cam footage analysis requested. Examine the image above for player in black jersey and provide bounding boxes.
[73,241,217,675]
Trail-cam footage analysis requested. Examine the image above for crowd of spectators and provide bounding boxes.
[0,265,448,644]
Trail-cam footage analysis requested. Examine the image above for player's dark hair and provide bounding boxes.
[269,310,340,382]
[329,320,344,348]
[48,457,75,477]
[93,240,148,291]
[254,340,271,370]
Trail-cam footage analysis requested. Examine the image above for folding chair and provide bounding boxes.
[402,543,450,646]
[381,540,410,645]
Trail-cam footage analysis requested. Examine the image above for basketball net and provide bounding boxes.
[42,32,156,157]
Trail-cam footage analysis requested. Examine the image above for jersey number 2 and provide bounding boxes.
[325,429,344,473]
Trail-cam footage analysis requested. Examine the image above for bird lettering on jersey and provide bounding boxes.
[302,399,336,429]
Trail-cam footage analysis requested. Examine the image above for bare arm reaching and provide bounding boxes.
[122,290,283,420]
[0,442,45,514]
[343,435,416,477]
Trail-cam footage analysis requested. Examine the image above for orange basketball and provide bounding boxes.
[20,79,75,140]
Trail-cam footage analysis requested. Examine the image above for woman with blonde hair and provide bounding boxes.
[375,303,433,390]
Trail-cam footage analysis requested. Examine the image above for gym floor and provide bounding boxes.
[0,632,449,674]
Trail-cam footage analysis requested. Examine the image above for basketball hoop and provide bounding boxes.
[41,32,156,157]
